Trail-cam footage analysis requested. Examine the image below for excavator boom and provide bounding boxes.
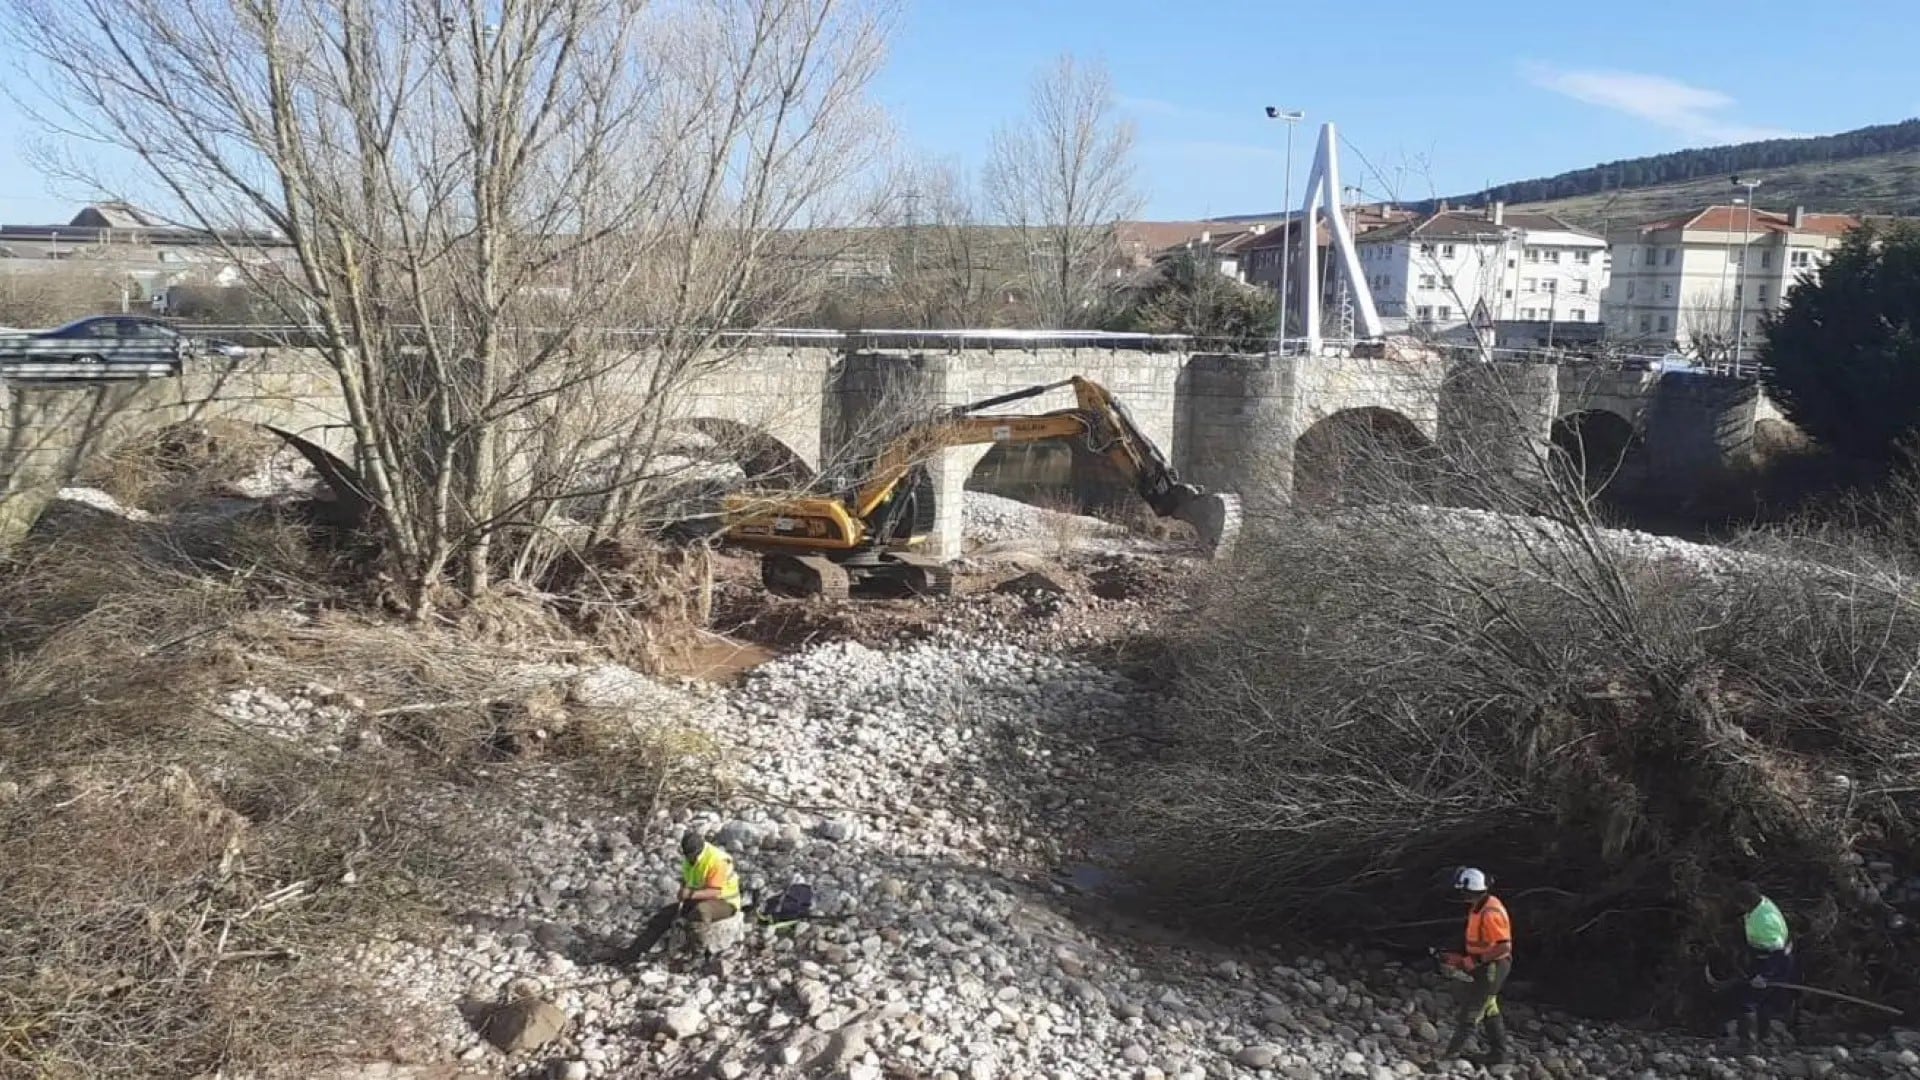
[722,374,1240,596]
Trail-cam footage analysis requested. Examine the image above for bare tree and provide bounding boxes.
[983,54,1141,328]
[890,159,1006,328]
[1681,292,1740,364]
[3,0,895,615]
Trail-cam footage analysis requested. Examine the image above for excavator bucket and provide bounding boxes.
[1173,492,1242,560]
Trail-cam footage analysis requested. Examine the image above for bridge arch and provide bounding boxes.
[1550,409,1641,495]
[0,370,359,543]
[1292,407,1435,505]
[664,418,814,487]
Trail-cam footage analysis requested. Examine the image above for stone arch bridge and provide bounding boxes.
[0,338,1778,551]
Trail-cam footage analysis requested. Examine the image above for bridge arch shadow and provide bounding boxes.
[1292,407,1436,506]
[1549,409,1642,497]
[564,417,816,538]
[963,437,1144,516]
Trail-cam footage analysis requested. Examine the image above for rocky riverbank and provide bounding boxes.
[317,622,1920,1080]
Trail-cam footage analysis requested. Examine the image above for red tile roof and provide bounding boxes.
[1232,207,1416,251]
[1115,220,1277,255]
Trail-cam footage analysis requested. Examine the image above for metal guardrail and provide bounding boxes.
[0,359,182,381]
[174,324,1206,352]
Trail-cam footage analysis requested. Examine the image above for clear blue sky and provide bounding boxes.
[875,0,1920,219]
[0,0,1914,225]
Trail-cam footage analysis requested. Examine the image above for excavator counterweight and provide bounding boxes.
[721,375,1240,597]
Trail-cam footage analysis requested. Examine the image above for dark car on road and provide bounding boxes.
[0,316,248,364]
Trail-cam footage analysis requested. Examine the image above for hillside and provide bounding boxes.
[1513,148,1920,229]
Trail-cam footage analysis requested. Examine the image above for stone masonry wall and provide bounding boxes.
[0,343,1775,551]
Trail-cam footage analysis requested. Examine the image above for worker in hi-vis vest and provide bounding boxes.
[617,828,742,962]
[1434,866,1514,1066]
[1733,881,1795,1048]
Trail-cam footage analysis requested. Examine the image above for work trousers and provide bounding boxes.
[1453,957,1510,1029]
[618,899,737,962]
[1740,948,1796,1026]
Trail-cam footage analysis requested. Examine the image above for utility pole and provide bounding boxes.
[1731,175,1762,375]
[1265,107,1304,353]
[901,189,921,273]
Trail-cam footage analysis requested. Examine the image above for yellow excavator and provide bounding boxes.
[721,375,1242,598]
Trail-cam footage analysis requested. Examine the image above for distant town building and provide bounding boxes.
[1235,204,1415,294]
[1116,220,1280,274]
[1605,205,1858,361]
[0,203,291,315]
[1353,205,1608,344]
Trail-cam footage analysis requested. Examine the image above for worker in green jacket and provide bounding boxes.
[1733,882,1795,1048]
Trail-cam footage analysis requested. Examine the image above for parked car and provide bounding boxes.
[0,316,247,363]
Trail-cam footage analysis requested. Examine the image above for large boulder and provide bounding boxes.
[479,997,567,1053]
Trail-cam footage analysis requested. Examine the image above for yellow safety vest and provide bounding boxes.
[682,843,741,911]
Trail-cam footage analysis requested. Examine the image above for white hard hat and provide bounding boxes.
[1453,867,1489,892]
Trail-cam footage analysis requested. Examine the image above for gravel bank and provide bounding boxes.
[241,622,1920,1080]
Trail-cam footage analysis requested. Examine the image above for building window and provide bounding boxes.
[1791,250,1814,268]
[1660,283,1673,300]
[1657,315,1671,332]
[1504,290,1514,299]
[1524,278,1538,293]
[1759,284,1770,305]
[1507,258,1516,268]
[1442,274,1455,288]
[1640,315,1652,333]
[1437,306,1452,320]
[1575,281,1590,295]
[1626,281,1636,299]
[1416,305,1433,321]
[1571,309,1586,321]
[1630,248,1640,266]
[1543,279,1557,293]
[1575,250,1593,264]
[1419,274,1437,289]
[1663,248,1676,266]
[1762,250,1773,269]
[1522,307,1537,319]
[1734,284,1742,301]
[1544,249,1561,264]
[1441,243,1457,258]
[1526,249,1540,263]
[1419,243,1435,256]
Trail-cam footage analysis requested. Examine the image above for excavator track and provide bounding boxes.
[884,552,955,597]
[761,553,851,600]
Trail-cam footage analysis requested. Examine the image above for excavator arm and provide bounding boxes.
[843,375,1240,553]
[723,374,1240,597]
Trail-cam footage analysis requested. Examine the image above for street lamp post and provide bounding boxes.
[1731,175,1762,375]
[1266,107,1304,353]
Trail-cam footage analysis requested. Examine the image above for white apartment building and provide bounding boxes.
[1606,205,1858,361]
[1353,205,1608,342]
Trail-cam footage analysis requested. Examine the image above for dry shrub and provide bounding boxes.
[1130,398,1920,1024]
[1082,492,1193,543]
[1032,491,1093,556]
[73,421,294,513]
[0,511,713,1075]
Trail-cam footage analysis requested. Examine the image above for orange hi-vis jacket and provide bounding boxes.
[1464,895,1513,965]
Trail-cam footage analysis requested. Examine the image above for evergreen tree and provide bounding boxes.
[1762,222,1920,463]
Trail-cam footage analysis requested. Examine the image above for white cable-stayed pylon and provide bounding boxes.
[1294,123,1381,355]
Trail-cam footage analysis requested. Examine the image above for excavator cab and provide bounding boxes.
[721,375,1241,599]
